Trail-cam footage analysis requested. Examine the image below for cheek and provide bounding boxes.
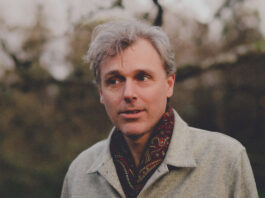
[142,85,168,105]
[101,92,120,110]
[102,97,117,121]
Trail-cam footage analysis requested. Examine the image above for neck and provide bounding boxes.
[123,132,152,167]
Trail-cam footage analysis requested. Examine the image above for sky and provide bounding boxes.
[1,0,264,38]
[0,0,264,79]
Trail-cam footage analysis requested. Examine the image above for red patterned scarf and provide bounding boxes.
[110,106,174,198]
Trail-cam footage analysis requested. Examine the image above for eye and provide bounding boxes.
[136,72,151,81]
[107,78,118,84]
[105,76,124,85]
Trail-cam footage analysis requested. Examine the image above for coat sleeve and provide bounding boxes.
[233,149,259,198]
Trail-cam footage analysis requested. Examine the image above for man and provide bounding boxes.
[61,20,258,198]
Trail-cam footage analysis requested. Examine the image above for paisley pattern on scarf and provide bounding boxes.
[110,106,174,198]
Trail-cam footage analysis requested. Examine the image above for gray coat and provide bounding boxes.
[61,110,258,198]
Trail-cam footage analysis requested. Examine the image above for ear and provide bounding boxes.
[167,74,175,98]
[99,87,104,104]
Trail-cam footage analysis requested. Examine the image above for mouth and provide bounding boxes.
[119,110,142,114]
[118,109,145,119]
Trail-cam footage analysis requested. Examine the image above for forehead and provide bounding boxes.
[100,39,165,77]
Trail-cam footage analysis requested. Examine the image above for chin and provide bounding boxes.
[119,125,152,140]
[120,129,144,137]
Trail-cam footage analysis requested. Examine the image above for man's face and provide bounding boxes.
[99,38,175,140]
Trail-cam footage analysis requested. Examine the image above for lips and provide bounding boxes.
[118,109,145,119]
[121,110,142,114]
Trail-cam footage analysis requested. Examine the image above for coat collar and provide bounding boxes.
[86,109,197,197]
[164,109,197,168]
[86,109,197,174]
[86,129,126,197]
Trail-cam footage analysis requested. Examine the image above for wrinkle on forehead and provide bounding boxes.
[100,38,166,83]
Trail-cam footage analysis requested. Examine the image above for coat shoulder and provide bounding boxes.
[67,139,109,175]
[188,127,246,160]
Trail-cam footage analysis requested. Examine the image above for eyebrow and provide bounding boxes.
[103,70,121,79]
[135,69,154,75]
[104,69,155,78]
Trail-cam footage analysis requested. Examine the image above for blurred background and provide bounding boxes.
[0,0,264,197]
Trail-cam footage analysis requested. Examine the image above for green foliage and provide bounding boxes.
[252,39,265,52]
[0,67,112,198]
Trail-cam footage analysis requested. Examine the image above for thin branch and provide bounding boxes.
[175,52,265,84]
[1,40,33,70]
[152,0,163,26]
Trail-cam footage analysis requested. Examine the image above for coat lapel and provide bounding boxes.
[86,129,126,198]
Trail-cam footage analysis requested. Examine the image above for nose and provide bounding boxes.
[123,80,137,103]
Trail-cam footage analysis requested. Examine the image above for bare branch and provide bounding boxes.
[0,39,32,70]
[152,0,163,26]
[112,0,124,8]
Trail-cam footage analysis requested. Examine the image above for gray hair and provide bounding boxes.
[84,20,176,85]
